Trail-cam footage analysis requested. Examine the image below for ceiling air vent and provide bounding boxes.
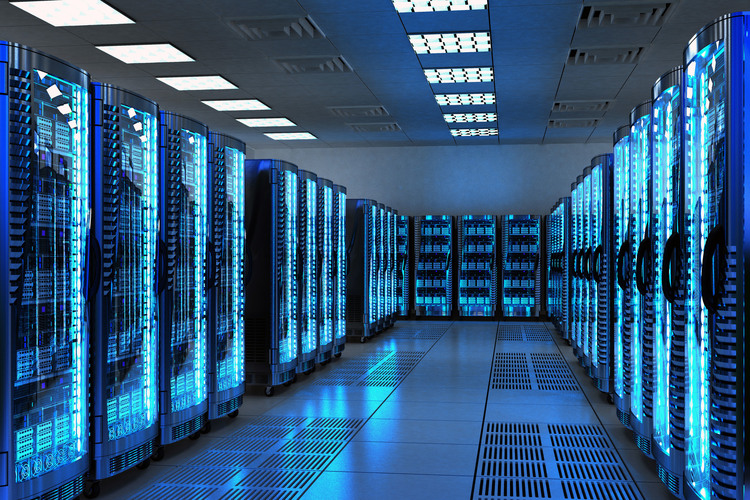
[348,122,401,133]
[568,47,644,65]
[227,16,325,41]
[579,2,675,28]
[548,119,599,128]
[274,56,352,74]
[328,106,389,118]
[552,100,611,113]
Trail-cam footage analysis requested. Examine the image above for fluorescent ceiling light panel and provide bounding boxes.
[424,67,493,84]
[202,99,270,111]
[451,128,498,137]
[238,118,297,128]
[265,132,317,141]
[157,76,237,91]
[435,93,495,106]
[409,32,491,54]
[444,112,496,123]
[393,0,487,12]
[11,0,134,26]
[97,44,193,64]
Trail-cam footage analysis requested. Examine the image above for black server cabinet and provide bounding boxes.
[206,133,245,420]
[570,176,584,355]
[501,215,541,317]
[1,42,90,500]
[244,160,299,396]
[157,112,209,446]
[414,215,454,317]
[376,202,387,330]
[576,167,592,364]
[297,170,318,375]
[457,215,497,317]
[346,199,378,342]
[385,206,397,327]
[332,185,346,356]
[316,178,335,364]
[546,197,571,339]
[396,215,412,317]
[88,84,159,485]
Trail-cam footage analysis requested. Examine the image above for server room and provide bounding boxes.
[0,1,746,499]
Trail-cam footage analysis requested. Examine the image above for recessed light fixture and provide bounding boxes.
[265,132,317,141]
[444,112,496,123]
[96,43,193,64]
[409,32,491,54]
[451,128,498,137]
[238,118,297,128]
[435,93,495,106]
[157,76,237,91]
[424,67,493,84]
[10,0,134,26]
[393,0,487,12]
[202,99,270,111]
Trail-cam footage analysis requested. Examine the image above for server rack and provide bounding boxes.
[588,154,615,395]
[156,112,209,446]
[1,42,90,500]
[297,170,318,375]
[386,207,397,326]
[345,199,378,342]
[571,178,583,349]
[613,125,633,429]
[546,198,571,339]
[682,14,747,500]
[579,167,593,365]
[396,215,412,317]
[206,133,245,421]
[630,101,655,458]
[500,215,541,317]
[316,178,335,364]
[458,215,497,317]
[332,185,346,356]
[244,160,298,396]
[414,215,454,317]
[649,67,685,498]
[376,203,387,330]
[88,84,158,489]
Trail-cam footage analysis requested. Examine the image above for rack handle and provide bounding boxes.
[701,225,726,314]
[661,233,681,304]
[635,237,652,296]
[616,242,630,291]
[592,245,604,283]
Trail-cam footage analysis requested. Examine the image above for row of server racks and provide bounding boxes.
[395,215,542,319]
[546,13,747,500]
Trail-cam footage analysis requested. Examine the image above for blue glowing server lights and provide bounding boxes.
[1,42,90,500]
[316,177,335,364]
[156,112,209,445]
[546,198,571,339]
[458,215,497,317]
[207,133,245,420]
[501,215,541,317]
[88,84,159,484]
[396,215,412,317]
[415,215,454,317]
[297,170,318,375]
[332,184,347,356]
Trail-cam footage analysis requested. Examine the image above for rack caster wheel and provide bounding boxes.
[189,431,201,440]
[83,481,100,499]
[151,446,165,462]
[228,409,239,418]
[335,353,342,358]
[607,393,614,404]
[265,386,275,397]
[201,421,211,434]
[360,337,367,343]
[136,458,150,470]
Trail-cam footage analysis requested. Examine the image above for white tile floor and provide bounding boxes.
[94,321,675,500]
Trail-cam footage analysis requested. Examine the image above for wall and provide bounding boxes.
[250,143,609,216]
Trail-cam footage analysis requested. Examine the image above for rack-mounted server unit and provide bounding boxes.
[630,101,655,458]
[157,112,209,445]
[613,125,633,430]
[244,160,298,395]
[587,154,615,395]
[297,170,318,375]
[501,215,541,317]
[1,42,90,500]
[88,84,159,488]
[316,178,334,364]
[385,206,397,327]
[649,67,685,498]
[346,199,378,342]
[546,198,571,339]
[457,215,497,317]
[207,133,245,421]
[396,215,412,317]
[681,13,747,500]
[376,203,387,330]
[415,215,454,317]
[332,185,346,356]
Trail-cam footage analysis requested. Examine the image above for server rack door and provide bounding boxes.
[629,101,655,457]
[545,205,556,324]
[1,42,90,500]
[415,216,453,317]
[458,215,496,317]
[332,185,347,354]
[683,14,747,500]
[89,84,159,481]
[297,171,318,374]
[207,133,245,420]
[157,112,209,445]
[649,67,685,497]
[396,215,411,317]
[387,207,397,324]
[570,181,581,346]
[580,167,592,364]
[501,215,540,318]
[316,178,334,364]
[345,199,377,341]
[376,203,386,329]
